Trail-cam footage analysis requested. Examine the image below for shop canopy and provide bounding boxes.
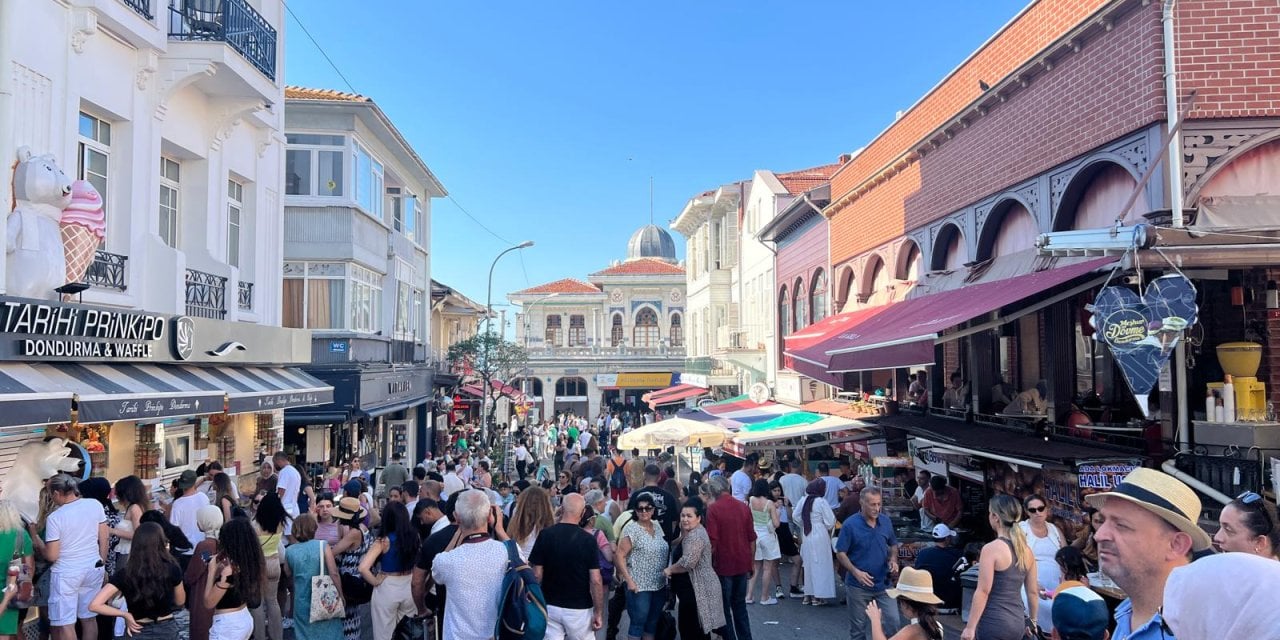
[458,381,524,399]
[697,399,799,424]
[733,415,873,445]
[820,257,1118,373]
[642,383,708,408]
[0,362,333,425]
[876,413,1145,468]
[739,411,824,432]
[782,306,891,385]
[617,417,732,450]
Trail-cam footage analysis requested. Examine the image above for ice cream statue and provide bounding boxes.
[5,147,73,300]
[0,437,81,524]
[60,179,105,297]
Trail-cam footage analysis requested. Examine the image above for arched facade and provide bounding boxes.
[1198,137,1280,201]
[778,286,791,337]
[670,312,683,347]
[931,223,967,271]
[863,254,891,306]
[610,312,623,347]
[1052,160,1142,231]
[976,199,1038,260]
[793,277,808,330]
[555,376,588,396]
[896,240,922,281]
[810,269,828,324]
[835,265,856,313]
[633,307,659,347]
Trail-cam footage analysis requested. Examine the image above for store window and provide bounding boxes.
[545,315,562,346]
[77,111,111,243]
[611,313,623,347]
[227,179,243,268]
[670,313,683,347]
[284,133,345,196]
[634,308,659,347]
[158,157,180,248]
[282,261,346,329]
[811,270,827,324]
[568,314,586,346]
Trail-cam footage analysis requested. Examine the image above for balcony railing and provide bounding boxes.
[185,268,227,319]
[84,250,128,291]
[237,281,253,310]
[121,0,153,19]
[167,0,278,80]
[526,344,687,358]
[390,339,425,363]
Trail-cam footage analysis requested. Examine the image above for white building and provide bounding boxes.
[509,225,687,422]
[0,0,330,486]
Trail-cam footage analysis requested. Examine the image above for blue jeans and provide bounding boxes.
[845,587,900,640]
[624,587,668,638]
[718,574,753,640]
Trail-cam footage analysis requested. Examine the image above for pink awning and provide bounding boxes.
[783,306,891,385]
[643,384,708,408]
[825,257,1118,373]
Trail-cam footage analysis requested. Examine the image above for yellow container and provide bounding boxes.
[1217,341,1263,379]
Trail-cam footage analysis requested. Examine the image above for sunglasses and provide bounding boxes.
[1026,506,1046,514]
[1237,491,1276,532]
[635,506,655,512]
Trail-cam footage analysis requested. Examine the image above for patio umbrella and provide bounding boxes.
[739,411,824,432]
[617,417,732,450]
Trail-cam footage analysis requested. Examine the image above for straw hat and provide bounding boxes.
[1084,467,1212,551]
[334,496,367,522]
[886,567,943,605]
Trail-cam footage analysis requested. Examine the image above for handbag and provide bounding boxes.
[309,542,346,623]
[393,614,428,640]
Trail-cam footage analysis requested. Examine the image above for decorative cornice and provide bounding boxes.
[70,8,97,54]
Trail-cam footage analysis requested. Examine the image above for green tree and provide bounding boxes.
[447,333,529,433]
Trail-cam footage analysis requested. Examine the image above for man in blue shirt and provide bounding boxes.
[1084,468,1212,640]
[835,486,900,640]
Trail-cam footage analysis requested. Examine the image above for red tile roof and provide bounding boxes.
[591,258,686,276]
[284,86,371,102]
[513,278,602,295]
[776,162,843,195]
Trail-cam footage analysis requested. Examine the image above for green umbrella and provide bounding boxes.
[741,411,824,432]
[705,394,749,406]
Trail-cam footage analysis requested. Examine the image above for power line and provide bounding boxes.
[445,194,514,246]
[281,1,358,95]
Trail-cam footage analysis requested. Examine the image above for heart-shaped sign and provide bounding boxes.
[1090,274,1198,415]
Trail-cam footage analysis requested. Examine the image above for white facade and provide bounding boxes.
[739,170,794,386]
[0,0,286,322]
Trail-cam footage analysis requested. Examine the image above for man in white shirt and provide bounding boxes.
[433,490,508,640]
[730,458,756,502]
[514,441,530,479]
[442,465,466,499]
[913,470,934,530]
[578,428,593,452]
[274,451,302,538]
[45,473,107,640]
[819,462,843,509]
[169,470,210,552]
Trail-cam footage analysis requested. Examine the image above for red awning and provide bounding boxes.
[824,257,1117,373]
[783,306,891,385]
[458,381,523,399]
[643,384,708,408]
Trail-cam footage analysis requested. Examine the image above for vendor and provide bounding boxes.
[941,372,969,410]
[908,370,929,405]
[1005,380,1048,415]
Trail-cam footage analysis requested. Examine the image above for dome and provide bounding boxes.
[626,224,677,263]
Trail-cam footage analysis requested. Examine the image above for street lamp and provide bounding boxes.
[483,240,534,444]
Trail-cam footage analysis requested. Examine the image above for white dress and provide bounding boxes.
[796,496,837,599]
[1019,520,1064,631]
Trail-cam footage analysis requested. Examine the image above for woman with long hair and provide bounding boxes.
[331,497,372,640]
[282,514,344,640]
[185,506,225,640]
[0,500,32,640]
[89,522,185,638]
[295,464,316,515]
[794,478,837,606]
[357,502,419,639]
[508,486,554,562]
[1017,493,1063,632]
[1069,506,1103,572]
[251,493,289,640]
[961,495,1039,640]
[1213,490,1279,559]
[866,567,944,640]
[213,473,239,524]
[206,517,265,640]
[110,476,149,571]
[746,478,781,605]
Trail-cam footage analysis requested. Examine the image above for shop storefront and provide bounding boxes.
[598,372,678,420]
[0,296,330,492]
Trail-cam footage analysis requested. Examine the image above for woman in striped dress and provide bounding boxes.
[333,497,372,640]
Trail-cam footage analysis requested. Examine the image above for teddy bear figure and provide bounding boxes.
[6,147,73,300]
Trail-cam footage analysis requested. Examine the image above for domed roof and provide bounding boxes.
[627,224,677,263]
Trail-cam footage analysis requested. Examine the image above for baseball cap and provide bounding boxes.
[176,469,198,490]
[1052,584,1109,640]
[931,524,956,539]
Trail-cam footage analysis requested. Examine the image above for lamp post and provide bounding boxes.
[483,240,533,445]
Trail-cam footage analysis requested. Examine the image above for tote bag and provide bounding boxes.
[309,541,346,623]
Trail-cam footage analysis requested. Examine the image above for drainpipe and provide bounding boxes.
[1161,458,1232,506]
[1163,0,1191,451]
[0,0,16,294]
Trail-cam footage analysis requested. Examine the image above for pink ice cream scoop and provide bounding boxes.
[60,180,105,239]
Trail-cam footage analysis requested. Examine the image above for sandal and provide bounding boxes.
[811,599,828,607]
[745,597,754,604]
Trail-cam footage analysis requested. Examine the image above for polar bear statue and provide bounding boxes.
[6,147,73,300]
[0,437,81,523]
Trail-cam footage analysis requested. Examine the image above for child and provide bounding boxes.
[1050,583,1110,640]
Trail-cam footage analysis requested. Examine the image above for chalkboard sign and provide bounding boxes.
[956,477,991,539]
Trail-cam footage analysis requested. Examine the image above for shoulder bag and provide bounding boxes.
[309,541,346,623]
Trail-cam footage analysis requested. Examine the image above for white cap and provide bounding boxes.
[931,524,956,539]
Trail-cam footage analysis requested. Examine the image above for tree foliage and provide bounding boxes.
[447,334,529,419]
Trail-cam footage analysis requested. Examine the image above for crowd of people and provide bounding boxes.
[0,412,1276,640]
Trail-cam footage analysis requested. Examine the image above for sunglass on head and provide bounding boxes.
[1238,491,1263,504]
[1237,491,1276,531]
[1026,506,1046,513]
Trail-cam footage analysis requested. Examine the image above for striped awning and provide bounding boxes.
[0,363,332,425]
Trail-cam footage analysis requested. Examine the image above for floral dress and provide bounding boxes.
[337,528,372,640]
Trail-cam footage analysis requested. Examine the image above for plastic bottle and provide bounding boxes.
[1223,375,1236,423]
[1206,390,1216,422]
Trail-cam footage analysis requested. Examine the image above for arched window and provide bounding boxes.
[634,308,659,347]
[779,287,791,337]
[793,278,807,330]
[610,313,624,347]
[545,314,562,346]
[568,314,586,346]
[670,313,683,347]
[510,377,543,397]
[810,270,827,323]
[555,377,587,397]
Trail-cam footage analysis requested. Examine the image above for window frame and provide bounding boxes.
[227,179,244,268]
[610,313,624,347]
[545,314,563,346]
[669,312,683,347]
[810,270,828,324]
[349,263,383,334]
[282,261,348,330]
[353,140,385,222]
[284,132,347,199]
[77,112,111,245]
[568,314,586,347]
[633,307,660,348]
[158,156,181,248]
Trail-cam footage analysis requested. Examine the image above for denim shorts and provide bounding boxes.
[625,587,669,637]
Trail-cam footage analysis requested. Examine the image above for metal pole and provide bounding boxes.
[1163,0,1191,451]
[484,241,533,445]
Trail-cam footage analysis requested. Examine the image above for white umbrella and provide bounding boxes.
[617,417,731,450]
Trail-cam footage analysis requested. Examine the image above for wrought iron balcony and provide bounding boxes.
[185,268,227,319]
[121,0,153,19]
[85,250,128,291]
[167,0,278,80]
[237,281,253,310]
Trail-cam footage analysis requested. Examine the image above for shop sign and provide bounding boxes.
[596,373,618,387]
[1090,274,1198,413]
[615,372,675,388]
[329,340,348,353]
[228,390,328,414]
[873,456,912,468]
[1077,460,1141,492]
[0,299,171,360]
[679,373,709,388]
[554,395,588,402]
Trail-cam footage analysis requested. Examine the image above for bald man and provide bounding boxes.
[530,493,605,639]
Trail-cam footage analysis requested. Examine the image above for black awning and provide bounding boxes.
[0,364,75,428]
[357,398,426,419]
[174,366,333,413]
[284,411,349,426]
[6,363,225,424]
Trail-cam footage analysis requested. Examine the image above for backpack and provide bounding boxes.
[608,457,627,489]
[593,529,614,585]
[495,539,548,640]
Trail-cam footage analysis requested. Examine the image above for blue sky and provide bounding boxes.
[283,0,1029,324]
